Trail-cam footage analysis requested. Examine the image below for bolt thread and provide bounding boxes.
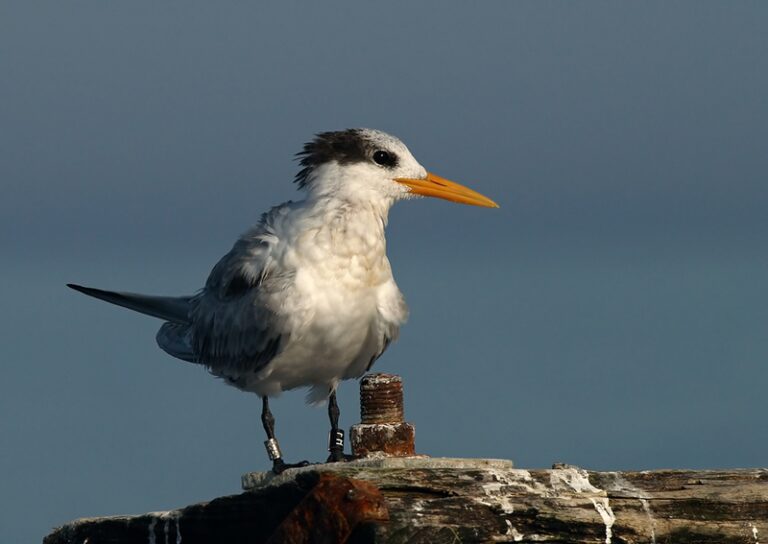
[360,373,404,424]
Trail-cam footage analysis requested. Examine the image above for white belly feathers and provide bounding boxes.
[226,202,408,402]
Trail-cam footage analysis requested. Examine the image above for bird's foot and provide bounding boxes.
[265,437,309,474]
[326,448,355,463]
[271,458,310,474]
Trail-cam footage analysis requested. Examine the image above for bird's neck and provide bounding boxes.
[306,193,392,231]
[295,195,391,270]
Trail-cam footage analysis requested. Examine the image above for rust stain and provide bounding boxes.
[360,373,404,424]
[351,422,416,457]
[266,473,388,544]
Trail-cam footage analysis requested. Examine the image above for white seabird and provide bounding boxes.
[68,128,498,472]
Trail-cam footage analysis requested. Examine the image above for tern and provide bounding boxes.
[68,128,498,473]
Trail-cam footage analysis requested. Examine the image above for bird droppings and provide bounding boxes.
[640,498,657,544]
[46,463,768,544]
[550,467,615,544]
[505,519,525,541]
[605,472,657,544]
[598,471,659,543]
[476,468,519,514]
[473,465,617,542]
[591,498,615,544]
[147,511,181,544]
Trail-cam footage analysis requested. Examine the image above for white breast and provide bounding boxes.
[238,202,408,402]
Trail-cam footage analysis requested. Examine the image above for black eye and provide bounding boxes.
[372,150,397,167]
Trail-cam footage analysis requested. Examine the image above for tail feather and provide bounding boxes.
[67,283,192,324]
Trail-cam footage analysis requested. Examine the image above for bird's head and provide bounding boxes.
[295,128,498,210]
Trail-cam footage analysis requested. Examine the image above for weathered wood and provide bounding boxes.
[46,457,768,544]
[44,472,312,544]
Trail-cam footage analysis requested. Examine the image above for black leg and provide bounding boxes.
[260,396,308,474]
[327,391,351,462]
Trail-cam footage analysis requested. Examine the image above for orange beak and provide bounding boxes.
[395,172,499,208]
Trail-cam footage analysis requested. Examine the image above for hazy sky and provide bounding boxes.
[2,2,767,542]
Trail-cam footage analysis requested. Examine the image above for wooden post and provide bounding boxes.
[47,459,768,543]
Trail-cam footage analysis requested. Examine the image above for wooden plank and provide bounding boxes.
[46,458,768,544]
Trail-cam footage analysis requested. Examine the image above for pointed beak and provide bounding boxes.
[395,172,499,208]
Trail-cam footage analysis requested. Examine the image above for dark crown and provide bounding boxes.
[294,129,375,189]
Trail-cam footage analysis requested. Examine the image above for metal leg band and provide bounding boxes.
[264,438,282,461]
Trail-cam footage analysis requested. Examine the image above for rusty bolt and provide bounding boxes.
[350,373,415,457]
[360,373,404,423]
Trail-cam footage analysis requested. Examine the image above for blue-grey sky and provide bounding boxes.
[2,2,767,542]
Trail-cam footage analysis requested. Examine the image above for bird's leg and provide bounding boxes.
[326,391,352,462]
[260,396,308,474]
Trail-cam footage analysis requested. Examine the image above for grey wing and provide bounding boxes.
[157,209,291,378]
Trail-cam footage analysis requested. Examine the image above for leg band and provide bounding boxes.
[328,429,345,452]
[264,438,282,461]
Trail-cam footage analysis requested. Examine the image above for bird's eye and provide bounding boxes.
[372,150,396,167]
